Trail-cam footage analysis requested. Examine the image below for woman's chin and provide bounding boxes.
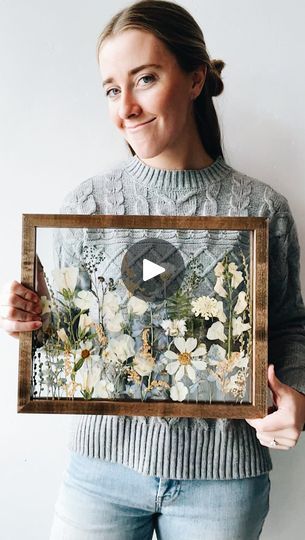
[131,146,162,160]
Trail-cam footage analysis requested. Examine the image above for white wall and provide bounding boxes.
[0,1,304,538]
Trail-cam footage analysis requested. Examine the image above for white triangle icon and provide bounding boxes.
[143,259,165,282]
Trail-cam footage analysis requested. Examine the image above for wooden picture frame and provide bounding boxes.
[18,214,268,419]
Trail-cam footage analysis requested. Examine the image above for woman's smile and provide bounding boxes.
[125,117,156,131]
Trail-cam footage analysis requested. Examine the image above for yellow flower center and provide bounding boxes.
[81,349,90,359]
[178,352,191,365]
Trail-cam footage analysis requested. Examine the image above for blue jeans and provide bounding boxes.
[49,451,270,540]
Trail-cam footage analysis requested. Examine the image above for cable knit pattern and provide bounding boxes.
[61,177,96,214]
[104,170,125,215]
[229,173,252,216]
[57,154,305,480]
[202,176,221,215]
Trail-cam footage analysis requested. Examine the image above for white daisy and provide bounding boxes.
[164,337,207,383]
[75,340,100,364]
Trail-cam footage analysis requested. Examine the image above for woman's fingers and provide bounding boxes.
[0,280,43,338]
[0,315,42,334]
[0,280,42,316]
[257,434,295,450]
[1,280,40,305]
[256,429,299,450]
[0,304,41,321]
[1,294,42,315]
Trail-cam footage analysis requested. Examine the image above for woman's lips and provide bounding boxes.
[126,118,156,131]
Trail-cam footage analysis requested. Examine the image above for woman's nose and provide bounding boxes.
[118,89,141,119]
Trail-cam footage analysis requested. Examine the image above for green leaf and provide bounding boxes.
[73,357,85,372]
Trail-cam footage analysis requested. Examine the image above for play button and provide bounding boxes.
[121,238,185,303]
[143,259,165,281]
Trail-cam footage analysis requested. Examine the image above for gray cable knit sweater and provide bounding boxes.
[57,153,305,480]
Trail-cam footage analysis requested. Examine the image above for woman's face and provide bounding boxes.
[98,29,205,162]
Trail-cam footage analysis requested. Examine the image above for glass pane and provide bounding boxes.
[32,227,252,404]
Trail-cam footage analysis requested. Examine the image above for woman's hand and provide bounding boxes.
[0,280,42,339]
[245,364,305,450]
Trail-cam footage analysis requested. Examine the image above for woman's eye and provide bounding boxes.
[138,74,155,85]
[105,87,119,98]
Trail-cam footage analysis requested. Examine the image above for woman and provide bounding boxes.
[1,1,305,538]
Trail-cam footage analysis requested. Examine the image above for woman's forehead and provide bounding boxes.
[98,28,172,70]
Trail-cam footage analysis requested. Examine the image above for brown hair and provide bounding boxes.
[96,0,225,160]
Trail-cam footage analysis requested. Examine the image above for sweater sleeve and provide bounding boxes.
[268,196,305,414]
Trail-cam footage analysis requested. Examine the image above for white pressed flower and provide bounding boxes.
[164,337,207,383]
[226,370,247,396]
[232,317,251,337]
[214,261,225,277]
[79,364,101,392]
[101,348,118,365]
[100,291,120,317]
[104,311,125,333]
[234,291,248,315]
[161,319,187,337]
[94,379,115,398]
[207,344,227,365]
[75,340,100,363]
[107,334,135,363]
[127,296,148,316]
[228,262,243,289]
[170,381,188,402]
[216,301,227,323]
[74,290,95,310]
[40,295,52,315]
[229,351,249,369]
[78,313,92,335]
[52,267,79,293]
[133,353,155,376]
[57,328,68,342]
[191,296,219,319]
[214,277,227,298]
[207,321,227,342]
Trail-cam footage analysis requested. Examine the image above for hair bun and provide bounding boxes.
[207,59,225,97]
[211,59,225,75]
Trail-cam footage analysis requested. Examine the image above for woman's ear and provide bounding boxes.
[190,64,207,99]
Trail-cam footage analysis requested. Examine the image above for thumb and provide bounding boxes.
[268,364,284,397]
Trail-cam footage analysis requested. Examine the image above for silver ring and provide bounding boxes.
[270,438,279,447]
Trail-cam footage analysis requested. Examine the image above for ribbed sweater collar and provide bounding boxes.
[125,153,233,191]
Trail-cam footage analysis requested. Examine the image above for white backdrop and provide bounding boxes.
[0,1,304,538]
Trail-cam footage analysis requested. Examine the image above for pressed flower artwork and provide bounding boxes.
[19,215,268,418]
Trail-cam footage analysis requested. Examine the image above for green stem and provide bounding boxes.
[227,281,233,360]
[150,305,154,357]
